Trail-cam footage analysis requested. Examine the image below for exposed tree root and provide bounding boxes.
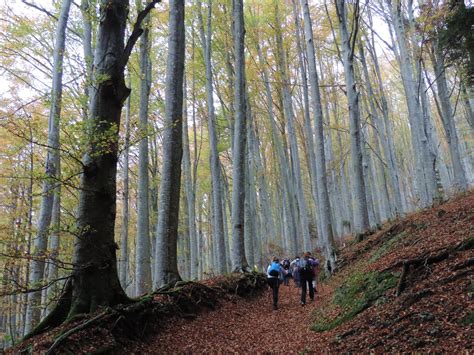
[394,236,473,296]
[23,278,73,340]
[14,272,267,354]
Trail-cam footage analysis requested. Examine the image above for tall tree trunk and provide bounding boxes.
[197,0,226,274]
[430,40,468,192]
[230,0,250,272]
[389,0,437,207]
[359,43,398,218]
[274,1,312,252]
[244,92,258,269]
[255,38,298,259]
[182,80,198,280]
[154,0,185,287]
[135,11,153,295]
[335,0,370,234]
[118,78,131,292]
[301,0,336,270]
[45,168,61,313]
[292,0,321,240]
[68,0,135,318]
[24,0,72,334]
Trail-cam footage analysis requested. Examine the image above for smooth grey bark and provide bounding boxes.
[331,85,353,234]
[119,86,131,291]
[291,0,321,240]
[364,31,404,215]
[359,43,397,219]
[361,126,380,228]
[24,0,72,334]
[388,0,437,207]
[135,12,153,295]
[196,0,226,274]
[430,41,468,192]
[301,0,336,269]
[275,1,311,252]
[154,0,185,287]
[244,92,258,269]
[335,0,370,234]
[230,0,250,272]
[255,38,298,258]
[252,125,276,255]
[182,81,198,280]
[45,167,61,313]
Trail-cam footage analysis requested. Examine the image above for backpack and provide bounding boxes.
[282,259,290,270]
[299,259,313,278]
[268,262,280,277]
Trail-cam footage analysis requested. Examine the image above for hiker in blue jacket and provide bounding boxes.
[267,256,285,310]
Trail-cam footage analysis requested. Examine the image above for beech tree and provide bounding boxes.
[154,0,185,287]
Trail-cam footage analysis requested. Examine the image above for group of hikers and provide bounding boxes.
[266,252,319,310]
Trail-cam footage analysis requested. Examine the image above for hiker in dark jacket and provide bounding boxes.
[267,256,284,310]
[299,252,315,306]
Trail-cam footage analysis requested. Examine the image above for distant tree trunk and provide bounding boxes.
[24,0,72,334]
[389,0,437,207]
[230,0,250,272]
[430,40,468,192]
[292,0,321,240]
[197,0,226,274]
[119,79,131,292]
[275,1,311,252]
[359,43,397,219]
[182,80,198,280]
[255,38,298,258]
[252,125,275,256]
[335,0,370,234]
[154,0,185,287]
[244,92,258,269]
[301,0,336,270]
[135,11,153,295]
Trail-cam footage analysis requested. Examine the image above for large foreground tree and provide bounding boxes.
[25,0,159,336]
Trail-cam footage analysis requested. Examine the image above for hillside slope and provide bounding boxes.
[310,191,473,352]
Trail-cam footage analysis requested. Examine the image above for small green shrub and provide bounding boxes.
[311,271,398,332]
[460,312,474,326]
[369,232,406,263]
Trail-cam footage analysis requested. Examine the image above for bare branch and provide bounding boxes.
[122,0,161,69]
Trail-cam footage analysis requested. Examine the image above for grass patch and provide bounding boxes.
[311,271,398,332]
[460,312,474,326]
[369,232,406,263]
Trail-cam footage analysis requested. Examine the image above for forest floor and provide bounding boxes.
[7,191,473,354]
[136,191,474,353]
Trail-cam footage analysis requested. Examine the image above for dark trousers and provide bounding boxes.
[300,276,314,304]
[267,277,279,306]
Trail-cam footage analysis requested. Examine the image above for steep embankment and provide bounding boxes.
[139,192,473,353]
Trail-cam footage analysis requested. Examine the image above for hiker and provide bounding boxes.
[280,258,291,286]
[299,252,315,306]
[290,256,301,288]
[267,256,284,310]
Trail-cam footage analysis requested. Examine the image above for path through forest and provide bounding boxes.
[139,283,327,353]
